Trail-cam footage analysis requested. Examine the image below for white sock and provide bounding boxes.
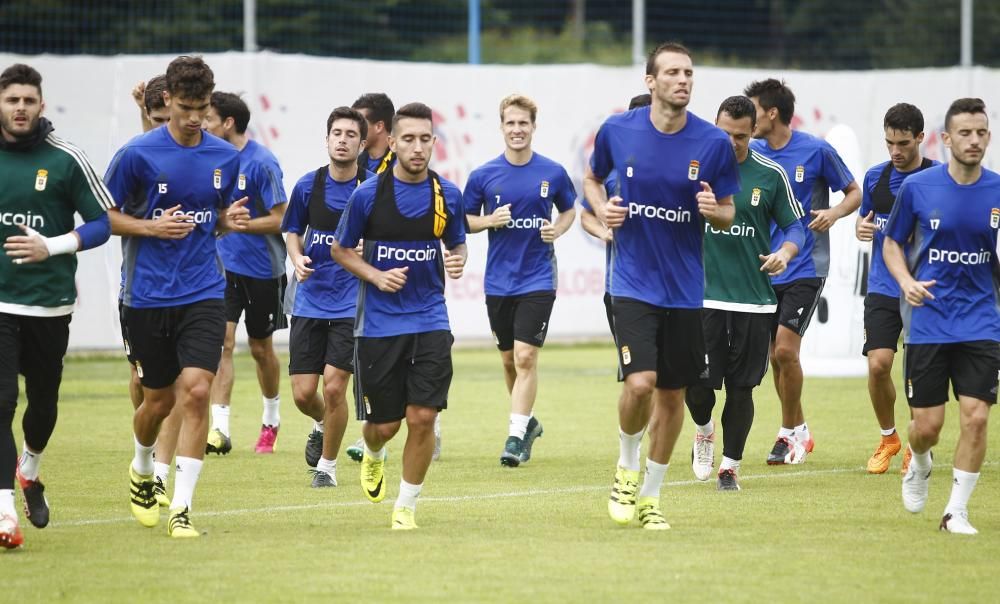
[364,443,385,460]
[0,489,15,517]
[434,413,441,436]
[154,461,171,484]
[637,459,668,499]
[696,420,714,437]
[880,427,896,437]
[262,395,280,427]
[317,457,336,474]
[313,420,324,433]
[18,442,41,481]
[945,468,980,515]
[795,422,811,442]
[132,435,155,476]
[910,446,932,472]
[720,456,740,472]
[509,413,530,439]
[211,404,231,437]
[395,479,422,511]
[618,428,644,471]
[170,456,203,511]
[778,426,794,439]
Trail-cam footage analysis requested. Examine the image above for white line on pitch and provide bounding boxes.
[50,465,866,528]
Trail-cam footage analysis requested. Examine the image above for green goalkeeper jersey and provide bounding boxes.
[703,148,803,313]
[0,131,114,316]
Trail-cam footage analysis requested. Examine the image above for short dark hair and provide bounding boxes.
[743,78,795,125]
[144,75,167,112]
[352,93,395,130]
[645,41,691,76]
[944,97,987,131]
[326,106,368,141]
[717,95,757,129]
[883,103,924,136]
[391,102,434,133]
[211,91,250,134]
[165,55,214,100]
[0,63,42,97]
[628,94,651,110]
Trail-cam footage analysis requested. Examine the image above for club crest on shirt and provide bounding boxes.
[213,169,222,190]
[907,379,913,398]
[991,208,999,229]
[238,173,247,191]
[364,396,372,416]
[621,345,631,365]
[688,160,700,181]
[540,180,549,198]
[751,187,762,206]
[794,165,805,183]
[34,169,47,191]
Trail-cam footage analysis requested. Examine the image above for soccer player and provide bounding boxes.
[744,78,861,464]
[579,93,650,336]
[686,96,804,491]
[0,63,113,549]
[584,42,739,530]
[884,97,1000,535]
[352,93,396,175]
[283,106,372,487]
[202,91,289,455]
[105,56,249,538]
[131,75,170,133]
[465,94,576,467]
[855,103,937,475]
[331,102,467,530]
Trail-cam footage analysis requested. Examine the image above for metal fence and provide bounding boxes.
[0,1,995,68]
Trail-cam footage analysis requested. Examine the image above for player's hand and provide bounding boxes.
[759,250,791,277]
[131,81,146,109]
[599,196,627,229]
[539,219,556,243]
[375,266,408,292]
[293,255,314,282]
[354,239,364,256]
[490,204,512,229]
[443,249,465,279]
[808,208,837,232]
[148,204,196,239]
[599,227,613,242]
[856,211,876,241]
[4,225,50,264]
[225,197,251,232]
[902,279,936,307]
[696,181,721,220]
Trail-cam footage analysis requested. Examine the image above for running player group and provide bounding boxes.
[0,42,997,547]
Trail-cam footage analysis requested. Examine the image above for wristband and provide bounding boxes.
[43,232,80,256]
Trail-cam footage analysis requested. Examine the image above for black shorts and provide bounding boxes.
[611,297,706,390]
[904,341,1000,407]
[485,291,555,351]
[603,291,615,338]
[288,316,355,375]
[120,299,226,390]
[863,293,903,355]
[0,313,71,406]
[700,308,772,389]
[354,330,454,424]
[772,278,825,337]
[224,270,289,339]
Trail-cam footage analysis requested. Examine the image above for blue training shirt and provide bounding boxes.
[860,159,938,298]
[282,168,374,320]
[335,174,466,338]
[751,130,854,284]
[590,106,741,308]
[884,164,1000,344]
[464,152,576,296]
[104,127,239,308]
[216,139,288,279]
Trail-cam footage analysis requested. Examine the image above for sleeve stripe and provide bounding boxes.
[751,152,805,219]
[47,135,116,211]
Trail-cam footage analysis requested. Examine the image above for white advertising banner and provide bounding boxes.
[3,52,997,375]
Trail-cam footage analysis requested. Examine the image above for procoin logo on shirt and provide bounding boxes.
[795,166,805,183]
[213,169,222,190]
[151,207,215,224]
[751,187,761,206]
[628,202,692,223]
[238,174,247,191]
[540,181,549,198]
[376,244,438,263]
[34,169,48,191]
[991,208,999,229]
[688,160,700,181]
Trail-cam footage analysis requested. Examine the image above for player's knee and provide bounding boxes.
[247,337,273,363]
[405,406,437,432]
[184,380,211,406]
[624,374,656,400]
[910,418,942,445]
[372,421,400,442]
[290,382,315,408]
[771,343,799,367]
[513,346,537,372]
[322,381,347,407]
[867,352,894,379]
[961,404,990,435]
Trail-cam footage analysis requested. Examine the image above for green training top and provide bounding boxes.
[703,148,803,313]
[0,133,114,316]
